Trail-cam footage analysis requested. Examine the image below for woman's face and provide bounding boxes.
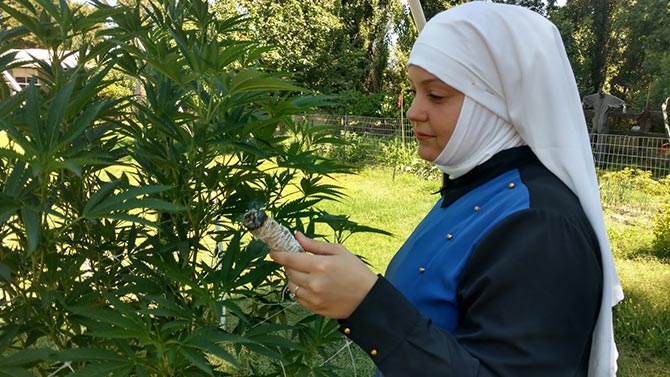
[406,65,465,162]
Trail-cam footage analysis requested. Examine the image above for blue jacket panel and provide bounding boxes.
[385,168,529,332]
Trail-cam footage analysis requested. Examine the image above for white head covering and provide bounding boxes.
[432,95,525,178]
[407,2,624,376]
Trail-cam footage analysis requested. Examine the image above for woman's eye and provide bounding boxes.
[428,93,444,100]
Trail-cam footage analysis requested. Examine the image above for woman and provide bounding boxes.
[270,2,623,376]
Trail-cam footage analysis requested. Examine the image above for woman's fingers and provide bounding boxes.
[284,267,311,288]
[269,233,334,271]
[270,250,314,273]
[270,233,342,272]
[287,282,306,301]
[295,232,344,256]
[270,233,378,319]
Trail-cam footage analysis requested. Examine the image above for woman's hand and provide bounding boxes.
[270,232,378,319]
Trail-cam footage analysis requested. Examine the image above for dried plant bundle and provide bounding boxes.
[242,209,305,253]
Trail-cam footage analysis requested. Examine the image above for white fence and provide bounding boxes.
[591,133,670,177]
[301,114,670,177]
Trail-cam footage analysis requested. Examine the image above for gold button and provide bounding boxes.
[446,234,453,240]
[419,267,425,273]
[370,349,378,356]
[508,182,516,189]
[474,206,480,212]
[343,328,351,335]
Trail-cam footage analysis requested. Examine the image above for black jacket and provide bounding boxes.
[339,147,603,377]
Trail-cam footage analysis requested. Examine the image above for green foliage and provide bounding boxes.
[598,168,669,212]
[212,0,399,95]
[379,138,438,179]
[314,130,379,166]
[331,90,405,118]
[313,130,438,180]
[4,0,670,113]
[608,0,670,109]
[597,168,670,260]
[615,292,670,368]
[652,204,670,260]
[268,314,345,376]
[607,216,655,260]
[553,0,670,107]
[418,0,551,20]
[0,0,386,375]
[595,162,670,361]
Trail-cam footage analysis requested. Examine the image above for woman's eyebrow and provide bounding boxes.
[419,78,442,85]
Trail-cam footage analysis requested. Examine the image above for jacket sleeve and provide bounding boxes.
[338,209,602,377]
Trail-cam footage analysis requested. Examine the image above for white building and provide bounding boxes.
[2,49,78,93]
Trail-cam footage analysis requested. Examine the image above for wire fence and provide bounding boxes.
[300,113,670,178]
[591,133,670,177]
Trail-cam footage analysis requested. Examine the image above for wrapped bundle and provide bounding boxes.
[241,209,305,253]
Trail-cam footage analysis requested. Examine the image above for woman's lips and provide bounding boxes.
[415,132,433,141]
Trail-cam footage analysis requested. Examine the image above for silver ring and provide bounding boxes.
[289,285,301,300]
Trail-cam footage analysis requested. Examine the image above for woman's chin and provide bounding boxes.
[416,148,438,163]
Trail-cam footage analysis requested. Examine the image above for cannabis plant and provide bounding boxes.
[0,0,384,375]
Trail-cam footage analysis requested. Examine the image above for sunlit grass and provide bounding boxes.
[317,166,440,273]
[604,207,670,376]
[614,256,670,377]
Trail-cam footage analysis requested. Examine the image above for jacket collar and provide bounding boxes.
[440,146,537,208]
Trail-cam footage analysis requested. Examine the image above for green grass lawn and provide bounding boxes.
[605,212,670,377]
[315,166,670,377]
[316,167,441,274]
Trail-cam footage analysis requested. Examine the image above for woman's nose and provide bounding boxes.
[406,98,427,123]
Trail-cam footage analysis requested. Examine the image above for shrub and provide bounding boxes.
[652,204,670,260]
[379,138,439,179]
[596,168,670,260]
[335,90,401,118]
[314,130,380,165]
[598,168,670,213]
[0,0,383,375]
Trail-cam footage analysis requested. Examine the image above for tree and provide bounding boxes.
[608,0,670,109]
[413,0,459,21]
[417,0,551,21]
[590,0,614,93]
[553,0,670,109]
[550,0,597,95]
[211,0,396,96]
[499,0,553,15]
